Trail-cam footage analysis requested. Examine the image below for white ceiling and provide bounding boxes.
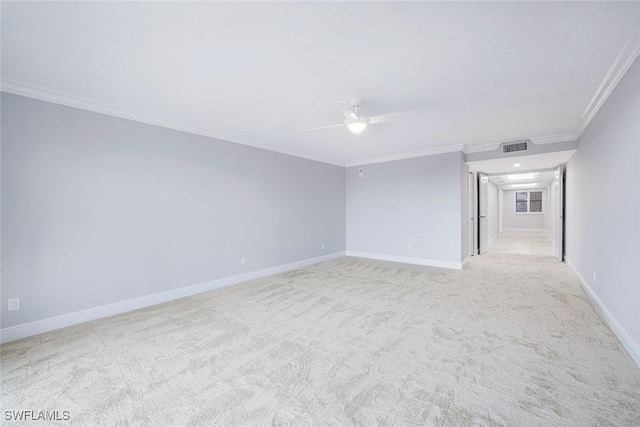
[489,171,556,191]
[2,2,639,165]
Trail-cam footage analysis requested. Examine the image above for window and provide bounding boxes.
[514,190,543,213]
[530,191,542,213]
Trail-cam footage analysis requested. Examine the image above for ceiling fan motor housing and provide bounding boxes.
[349,97,365,110]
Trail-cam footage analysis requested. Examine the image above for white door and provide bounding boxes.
[498,188,504,235]
[553,166,564,261]
[468,172,475,256]
[479,173,489,254]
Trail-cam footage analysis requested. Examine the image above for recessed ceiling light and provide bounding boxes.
[511,183,537,188]
[505,173,535,181]
[513,163,521,167]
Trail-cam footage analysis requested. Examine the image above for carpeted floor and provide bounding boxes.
[2,254,639,426]
[488,232,554,257]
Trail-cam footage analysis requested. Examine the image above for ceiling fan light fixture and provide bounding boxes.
[302,98,418,133]
[346,118,370,134]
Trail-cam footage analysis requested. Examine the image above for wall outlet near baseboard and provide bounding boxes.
[240,257,246,267]
[321,244,325,250]
[593,272,597,283]
[8,298,20,312]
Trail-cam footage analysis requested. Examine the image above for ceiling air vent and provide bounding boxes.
[502,140,529,154]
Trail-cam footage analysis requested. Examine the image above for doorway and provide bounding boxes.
[472,166,564,260]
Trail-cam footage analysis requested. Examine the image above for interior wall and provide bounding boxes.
[565,56,640,356]
[502,189,547,232]
[346,152,463,267]
[1,93,347,328]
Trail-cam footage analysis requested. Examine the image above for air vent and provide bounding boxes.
[502,141,529,154]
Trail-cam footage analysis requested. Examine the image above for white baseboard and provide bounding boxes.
[0,251,346,344]
[346,251,462,270]
[502,228,548,233]
[565,257,640,368]
[462,257,471,268]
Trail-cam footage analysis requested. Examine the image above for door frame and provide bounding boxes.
[466,163,566,261]
[553,165,565,261]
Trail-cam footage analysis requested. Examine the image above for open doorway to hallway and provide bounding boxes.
[468,151,574,261]
[486,171,554,257]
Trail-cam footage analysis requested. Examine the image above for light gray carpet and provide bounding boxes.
[2,254,639,426]
[488,232,554,257]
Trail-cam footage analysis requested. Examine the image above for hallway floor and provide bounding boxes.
[489,231,554,257]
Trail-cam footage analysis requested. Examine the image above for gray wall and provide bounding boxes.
[346,152,463,265]
[565,57,640,349]
[1,93,346,328]
[502,189,547,231]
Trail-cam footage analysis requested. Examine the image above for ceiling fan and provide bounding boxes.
[303,98,419,134]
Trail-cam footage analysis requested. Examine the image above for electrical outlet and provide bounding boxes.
[240,257,246,266]
[593,272,597,283]
[321,244,325,250]
[8,298,20,312]
[407,244,412,251]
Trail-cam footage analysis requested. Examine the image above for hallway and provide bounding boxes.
[489,231,554,257]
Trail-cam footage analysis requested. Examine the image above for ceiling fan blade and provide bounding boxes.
[333,101,358,120]
[302,123,345,132]
[369,110,419,124]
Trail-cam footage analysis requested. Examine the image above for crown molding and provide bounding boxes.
[345,144,466,167]
[574,22,640,139]
[0,79,345,167]
[462,142,502,154]
[530,133,577,145]
[3,79,471,169]
[1,78,599,170]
